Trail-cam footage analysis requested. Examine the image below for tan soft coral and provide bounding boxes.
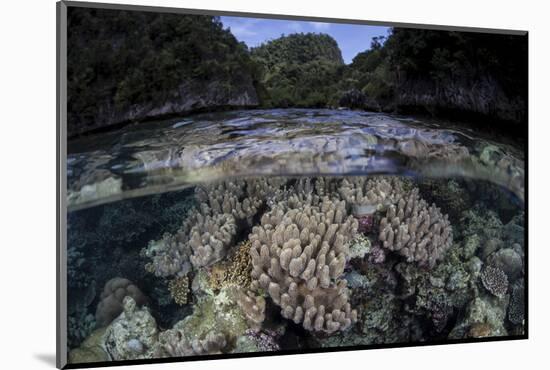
[378,188,453,268]
[249,195,358,334]
[142,178,288,277]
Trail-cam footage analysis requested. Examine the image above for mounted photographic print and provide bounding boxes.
[56,1,527,368]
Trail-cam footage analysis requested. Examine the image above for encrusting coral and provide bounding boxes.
[95,278,148,327]
[249,194,359,334]
[378,188,453,268]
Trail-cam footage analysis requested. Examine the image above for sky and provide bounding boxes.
[220,16,390,64]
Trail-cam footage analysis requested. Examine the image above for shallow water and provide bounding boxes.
[67,109,524,211]
[66,109,525,363]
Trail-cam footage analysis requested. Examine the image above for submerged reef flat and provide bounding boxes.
[67,175,525,364]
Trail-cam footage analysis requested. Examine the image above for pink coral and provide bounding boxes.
[357,214,374,234]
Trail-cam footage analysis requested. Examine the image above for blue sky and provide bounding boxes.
[220,16,390,64]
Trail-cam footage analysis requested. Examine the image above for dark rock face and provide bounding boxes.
[68,78,259,137]
[395,76,526,124]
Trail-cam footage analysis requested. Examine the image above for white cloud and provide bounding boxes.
[311,22,330,31]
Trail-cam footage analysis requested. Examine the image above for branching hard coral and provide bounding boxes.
[249,195,358,334]
[158,330,227,357]
[95,278,148,327]
[378,188,453,268]
[481,265,509,298]
[168,276,190,306]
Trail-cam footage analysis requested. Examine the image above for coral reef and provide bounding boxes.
[96,278,148,327]
[168,276,190,306]
[378,188,453,268]
[68,174,525,364]
[249,195,359,334]
[480,266,509,298]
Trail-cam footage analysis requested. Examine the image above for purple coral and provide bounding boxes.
[368,244,386,264]
[357,214,374,234]
[244,329,280,352]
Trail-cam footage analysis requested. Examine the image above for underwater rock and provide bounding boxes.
[95,278,148,327]
[481,238,503,260]
[462,234,481,259]
[378,188,453,268]
[68,312,96,349]
[460,206,504,250]
[503,213,525,251]
[169,279,251,352]
[449,295,508,339]
[68,328,110,364]
[487,248,523,281]
[104,297,159,361]
[480,266,509,298]
[249,194,358,334]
